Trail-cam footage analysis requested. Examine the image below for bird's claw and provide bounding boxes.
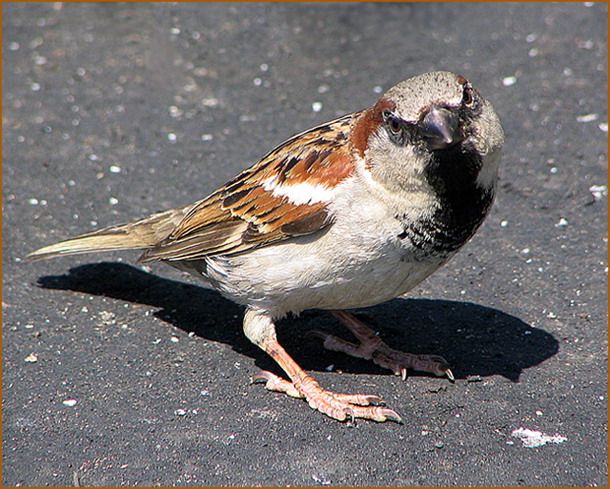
[251,369,402,423]
[310,324,454,382]
[445,368,455,382]
[251,370,303,398]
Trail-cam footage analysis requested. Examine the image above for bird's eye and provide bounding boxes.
[382,111,406,143]
[387,116,402,135]
[462,85,475,107]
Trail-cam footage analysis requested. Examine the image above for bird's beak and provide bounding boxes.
[420,107,462,150]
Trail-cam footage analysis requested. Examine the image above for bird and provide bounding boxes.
[27,71,504,423]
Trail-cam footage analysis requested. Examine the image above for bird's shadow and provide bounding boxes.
[36,262,558,381]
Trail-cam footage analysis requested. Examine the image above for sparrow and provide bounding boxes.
[27,71,504,423]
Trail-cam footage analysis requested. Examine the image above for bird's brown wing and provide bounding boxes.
[140,113,359,262]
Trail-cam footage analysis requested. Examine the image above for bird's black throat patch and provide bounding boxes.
[399,144,494,258]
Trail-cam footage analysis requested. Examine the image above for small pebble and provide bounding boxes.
[555,218,568,227]
[201,97,219,107]
[576,113,598,123]
[576,39,594,50]
[589,185,607,200]
[168,106,183,118]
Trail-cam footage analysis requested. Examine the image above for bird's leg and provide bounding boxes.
[245,309,402,423]
[308,310,453,381]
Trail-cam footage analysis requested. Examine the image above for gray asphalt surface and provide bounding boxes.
[3,3,607,487]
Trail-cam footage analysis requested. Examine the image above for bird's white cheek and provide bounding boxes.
[364,132,430,193]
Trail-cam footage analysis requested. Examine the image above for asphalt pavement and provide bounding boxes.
[3,3,607,486]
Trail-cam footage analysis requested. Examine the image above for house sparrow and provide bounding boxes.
[27,71,504,423]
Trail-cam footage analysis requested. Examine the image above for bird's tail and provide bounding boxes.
[25,204,194,262]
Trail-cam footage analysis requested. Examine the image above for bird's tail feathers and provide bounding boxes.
[25,204,194,262]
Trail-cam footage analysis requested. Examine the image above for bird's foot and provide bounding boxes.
[308,310,454,381]
[251,370,402,423]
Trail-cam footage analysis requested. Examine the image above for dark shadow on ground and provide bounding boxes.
[37,262,558,382]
